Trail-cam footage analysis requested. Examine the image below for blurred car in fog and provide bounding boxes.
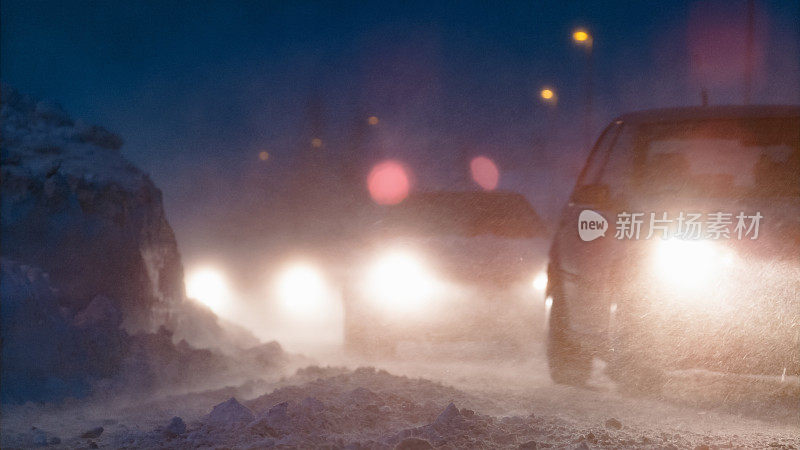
[546,105,800,389]
[340,190,549,356]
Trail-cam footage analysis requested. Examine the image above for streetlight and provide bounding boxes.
[539,87,557,105]
[572,27,594,152]
[538,86,558,154]
[572,29,592,46]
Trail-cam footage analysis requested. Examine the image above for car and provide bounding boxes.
[546,105,800,389]
[342,190,549,356]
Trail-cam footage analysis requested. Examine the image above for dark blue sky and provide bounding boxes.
[2,1,799,252]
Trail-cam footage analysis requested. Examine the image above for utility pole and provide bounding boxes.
[744,0,755,104]
[572,28,594,152]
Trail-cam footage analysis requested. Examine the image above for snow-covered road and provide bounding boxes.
[3,341,797,448]
[373,351,799,443]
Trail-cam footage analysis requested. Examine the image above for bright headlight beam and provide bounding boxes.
[366,251,435,313]
[652,239,732,290]
[277,263,330,319]
[532,271,548,292]
[186,267,230,313]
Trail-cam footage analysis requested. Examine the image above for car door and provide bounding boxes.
[551,121,635,340]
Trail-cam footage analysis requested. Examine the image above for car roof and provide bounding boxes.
[407,190,530,203]
[387,190,546,236]
[398,191,542,221]
[399,191,540,216]
[615,105,800,125]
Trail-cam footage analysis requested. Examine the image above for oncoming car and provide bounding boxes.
[342,190,549,356]
[547,105,800,388]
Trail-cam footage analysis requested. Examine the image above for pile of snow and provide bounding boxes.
[0,86,284,404]
[22,366,787,449]
[1,85,183,331]
[0,258,127,403]
[0,257,294,405]
[1,85,254,349]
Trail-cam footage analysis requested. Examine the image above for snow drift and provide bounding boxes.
[10,366,791,449]
[0,86,280,403]
[1,84,182,331]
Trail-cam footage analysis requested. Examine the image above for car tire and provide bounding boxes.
[605,303,666,393]
[546,288,593,386]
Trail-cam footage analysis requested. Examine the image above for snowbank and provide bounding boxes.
[0,86,279,404]
[23,366,790,449]
[1,84,182,332]
[0,258,292,404]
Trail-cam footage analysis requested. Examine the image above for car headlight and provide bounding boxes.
[651,239,735,292]
[276,262,333,320]
[364,250,438,313]
[186,266,231,314]
[532,271,548,292]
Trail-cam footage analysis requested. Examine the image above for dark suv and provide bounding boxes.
[546,106,800,388]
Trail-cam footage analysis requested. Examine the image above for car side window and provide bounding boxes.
[575,122,621,187]
[596,124,635,198]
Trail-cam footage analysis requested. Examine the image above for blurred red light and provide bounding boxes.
[368,160,410,205]
[470,156,499,190]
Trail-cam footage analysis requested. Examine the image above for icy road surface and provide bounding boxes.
[2,343,798,448]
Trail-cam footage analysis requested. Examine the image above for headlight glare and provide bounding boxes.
[532,271,548,292]
[651,239,735,292]
[365,251,436,313]
[276,262,332,320]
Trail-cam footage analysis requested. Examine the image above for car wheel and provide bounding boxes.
[546,289,593,386]
[605,303,666,393]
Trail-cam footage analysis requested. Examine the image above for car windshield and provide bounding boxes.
[377,192,541,238]
[633,117,800,198]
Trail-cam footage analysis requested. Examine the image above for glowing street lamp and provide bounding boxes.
[539,87,557,105]
[537,86,558,153]
[572,28,593,46]
[571,27,594,152]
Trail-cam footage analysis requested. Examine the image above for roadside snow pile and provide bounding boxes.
[0,258,126,403]
[0,86,286,404]
[0,257,293,405]
[88,366,800,449]
[207,397,255,425]
[1,84,182,332]
[1,84,254,352]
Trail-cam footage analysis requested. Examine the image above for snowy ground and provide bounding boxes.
[2,342,797,449]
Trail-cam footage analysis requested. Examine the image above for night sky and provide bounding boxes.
[3,1,799,260]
